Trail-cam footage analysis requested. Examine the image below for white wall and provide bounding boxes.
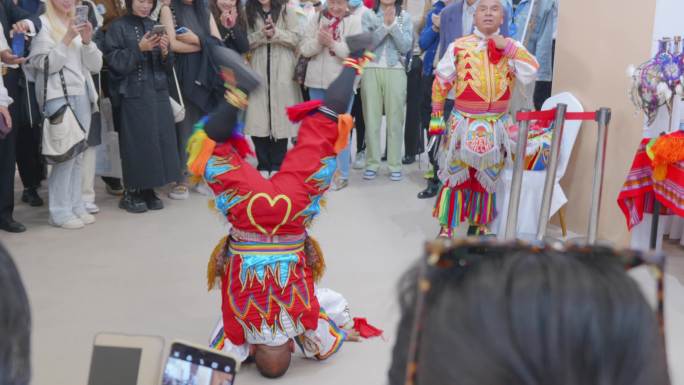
[652,0,684,53]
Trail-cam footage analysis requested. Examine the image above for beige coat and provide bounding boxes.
[245,6,302,139]
[300,12,362,89]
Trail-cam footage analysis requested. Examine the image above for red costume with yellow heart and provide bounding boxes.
[189,101,353,356]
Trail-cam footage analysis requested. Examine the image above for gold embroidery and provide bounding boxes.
[246,193,293,235]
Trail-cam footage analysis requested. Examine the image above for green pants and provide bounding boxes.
[360,68,407,173]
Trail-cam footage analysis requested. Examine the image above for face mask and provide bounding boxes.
[348,0,362,8]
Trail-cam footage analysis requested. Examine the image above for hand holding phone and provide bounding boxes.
[162,342,237,385]
[11,33,25,57]
[75,5,89,25]
[152,24,166,36]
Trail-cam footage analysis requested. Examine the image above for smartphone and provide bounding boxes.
[152,25,166,36]
[11,33,25,57]
[161,341,238,385]
[175,26,189,34]
[87,333,165,385]
[75,5,89,25]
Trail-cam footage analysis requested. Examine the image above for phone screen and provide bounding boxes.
[75,5,89,25]
[87,346,143,385]
[11,33,25,57]
[161,343,236,385]
[152,25,166,35]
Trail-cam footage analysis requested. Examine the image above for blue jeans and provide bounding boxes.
[308,88,354,179]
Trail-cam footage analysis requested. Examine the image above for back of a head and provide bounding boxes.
[0,243,31,385]
[388,245,670,385]
[254,343,292,379]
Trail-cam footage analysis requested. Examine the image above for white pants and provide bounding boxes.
[45,95,92,224]
[81,146,96,204]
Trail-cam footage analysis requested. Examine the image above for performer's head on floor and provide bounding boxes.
[251,340,295,379]
[474,0,504,35]
[388,242,670,385]
[0,243,31,385]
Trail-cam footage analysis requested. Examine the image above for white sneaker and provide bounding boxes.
[84,202,100,214]
[78,213,96,225]
[259,170,270,179]
[49,218,85,230]
[353,152,365,170]
[168,183,189,200]
[193,183,213,197]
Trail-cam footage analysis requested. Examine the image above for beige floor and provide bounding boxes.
[3,161,684,385]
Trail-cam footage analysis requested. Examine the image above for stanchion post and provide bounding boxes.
[587,108,611,244]
[505,109,532,240]
[536,104,567,241]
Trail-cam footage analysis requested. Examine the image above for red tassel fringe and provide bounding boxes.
[227,133,255,158]
[488,39,504,64]
[286,100,323,123]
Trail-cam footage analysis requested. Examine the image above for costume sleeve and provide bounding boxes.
[503,38,539,85]
[295,309,347,360]
[429,41,457,135]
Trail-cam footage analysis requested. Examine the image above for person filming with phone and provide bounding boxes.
[103,0,182,213]
[26,0,103,230]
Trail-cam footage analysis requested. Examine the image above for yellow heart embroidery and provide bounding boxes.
[246,193,293,236]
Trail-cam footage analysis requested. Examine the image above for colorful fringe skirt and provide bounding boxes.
[433,168,497,228]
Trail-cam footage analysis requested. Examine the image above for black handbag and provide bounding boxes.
[87,73,102,146]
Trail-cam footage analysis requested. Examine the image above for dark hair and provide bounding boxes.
[245,0,287,30]
[0,243,31,385]
[373,0,402,19]
[209,0,247,32]
[388,245,670,385]
[124,0,159,15]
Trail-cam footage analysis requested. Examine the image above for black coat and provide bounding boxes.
[0,0,40,41]
[103,15,181,190]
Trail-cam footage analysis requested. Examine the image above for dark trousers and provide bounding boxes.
[351,90,365,153]
[0,120,17,221]
[533,81,552,110]
[7,69,44,190]
[420,73,434,162]
[252,136,288,172]
[428,99,455,182]
[404,56,423,157]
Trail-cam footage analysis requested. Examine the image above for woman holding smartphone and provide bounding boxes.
[28,0,103,230]
[244,0,301,177]
[210,0,249,54]
[104,0,181,213]
[159,0,221,200]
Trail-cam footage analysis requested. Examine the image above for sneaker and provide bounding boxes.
[78,213,96,225]
[353,152,365,170]
[49,217,85,230]
[332,175,349,191]
[104,179,124,196]
[363,170,377,180]
[119,191,148,213]
[142,189,164,210]
[168,183,189,200]
[390,171,403,181]
[193,183,213,197]
[259,170,270,179]
[84,202,100,214]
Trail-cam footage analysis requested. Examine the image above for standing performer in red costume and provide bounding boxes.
[186,35,374,378]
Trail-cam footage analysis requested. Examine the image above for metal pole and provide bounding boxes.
[536,104,567,241]
[587,108,611,244]
[505,110,531,240]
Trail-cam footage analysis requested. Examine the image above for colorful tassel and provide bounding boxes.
[207,236,229,291]
[186,119,216,183]
[287,100,324,123]
[305,236,326,283]
[227,123,254,158]
[429,114,446,136]
[342,51,375,75]
[334,114,354,154]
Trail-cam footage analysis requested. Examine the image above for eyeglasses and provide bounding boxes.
[403,238,666,385]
